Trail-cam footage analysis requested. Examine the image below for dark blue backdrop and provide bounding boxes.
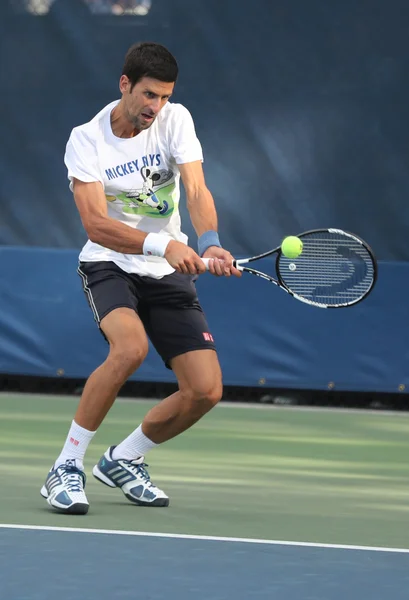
[0,0,408,391]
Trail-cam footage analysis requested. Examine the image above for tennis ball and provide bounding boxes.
[281,236,303,259]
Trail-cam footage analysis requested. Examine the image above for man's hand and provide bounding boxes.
[202,246,242,277]
[165,240,206,275]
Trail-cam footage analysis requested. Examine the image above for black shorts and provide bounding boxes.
[77,261,216,368]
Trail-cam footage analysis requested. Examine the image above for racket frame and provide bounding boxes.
[233,228,377,308]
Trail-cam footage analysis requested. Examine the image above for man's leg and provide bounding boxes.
[142,349,222,442]
[54,308,148,464]
[73,308,149,431]
[41,308,148,514]
[111,348,222,458]
[135,273,222,445]
[92,348,222,507]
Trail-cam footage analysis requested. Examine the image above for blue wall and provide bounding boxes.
[0,247,407,393]
[1,0,408,391]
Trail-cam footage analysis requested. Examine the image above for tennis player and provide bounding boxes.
[41,42,240,514]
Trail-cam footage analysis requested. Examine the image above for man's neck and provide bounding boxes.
[110,102,140,138]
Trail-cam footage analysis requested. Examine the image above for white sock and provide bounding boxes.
[112,424,158,461]
[54,420,96,469]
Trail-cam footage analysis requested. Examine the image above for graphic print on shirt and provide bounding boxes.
[106,167,176,218]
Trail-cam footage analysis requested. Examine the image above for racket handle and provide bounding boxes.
[201,258,238,270]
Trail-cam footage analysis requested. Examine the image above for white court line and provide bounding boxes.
[1,524,409,554]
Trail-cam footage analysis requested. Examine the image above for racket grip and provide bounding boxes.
[201,258,238,270]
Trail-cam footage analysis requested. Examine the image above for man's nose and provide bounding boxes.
[148,98,161,114]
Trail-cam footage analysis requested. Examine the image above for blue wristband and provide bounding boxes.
[198,230,221,257]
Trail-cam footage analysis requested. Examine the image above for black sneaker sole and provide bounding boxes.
[44,501,89,515]
[124,493,170,507]
[54,503,89,515]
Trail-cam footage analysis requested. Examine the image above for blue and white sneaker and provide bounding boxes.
[40,459,89,515]
[92,447,169,507]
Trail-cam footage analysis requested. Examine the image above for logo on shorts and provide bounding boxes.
[203,332,214,342]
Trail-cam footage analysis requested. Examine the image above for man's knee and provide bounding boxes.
[181,378,223,411]
[108,338,149,377]
[100,309,149,378]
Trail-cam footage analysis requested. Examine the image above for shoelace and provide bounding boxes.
[127,461,154,488]
[59,465,84,493]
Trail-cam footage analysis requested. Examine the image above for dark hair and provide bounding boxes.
[122,42,178,88]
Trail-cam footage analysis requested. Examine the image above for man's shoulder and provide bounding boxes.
[159,101,194,125]
[69,100,119,143]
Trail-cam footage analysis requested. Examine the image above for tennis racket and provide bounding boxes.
[202,229,377,308]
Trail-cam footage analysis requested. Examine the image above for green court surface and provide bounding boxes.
[1,393,409,549]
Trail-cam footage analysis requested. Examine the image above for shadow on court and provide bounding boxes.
[1,527,409,600]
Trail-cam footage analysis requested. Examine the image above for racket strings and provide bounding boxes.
[277,233,375,306]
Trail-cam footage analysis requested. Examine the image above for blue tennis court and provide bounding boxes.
[1,525,409,599]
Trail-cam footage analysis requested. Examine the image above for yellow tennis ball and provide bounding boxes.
[281,236,303,258]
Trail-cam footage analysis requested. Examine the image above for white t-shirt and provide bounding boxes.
[65,100,203,278]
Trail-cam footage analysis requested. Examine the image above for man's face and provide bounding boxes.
[120,76,174,131]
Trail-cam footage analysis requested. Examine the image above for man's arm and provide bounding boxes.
[73,179,147,254]
[73,178,205,275]
[178,161,218,236]
[179,161,241,277]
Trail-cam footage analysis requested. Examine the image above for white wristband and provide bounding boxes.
[142,233,171,258]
